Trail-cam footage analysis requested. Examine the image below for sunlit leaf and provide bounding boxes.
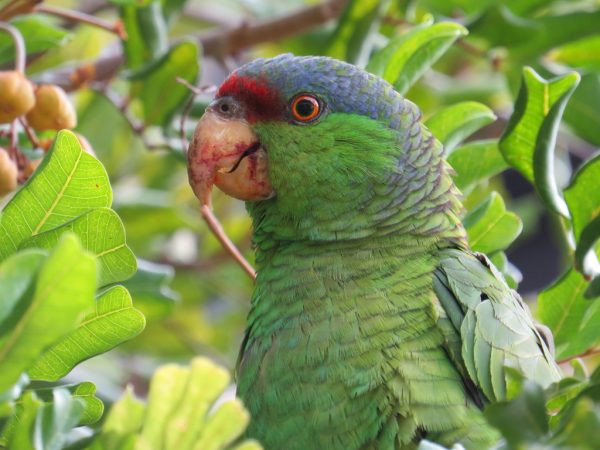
[71,382,104,425]
[0,131,112,260]
[0,235,97,392]
[28,286,144,382]
[538,269,600,360]
[366,20,467,95]
[447,140,508,193]
[499,67,580,217]
[20,208,137,287]
[463,192,522,254]
[548,36,600,72]
[425,102,496,153]
[89,385,144,450]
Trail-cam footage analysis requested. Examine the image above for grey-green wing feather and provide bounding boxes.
[433,248,561,403]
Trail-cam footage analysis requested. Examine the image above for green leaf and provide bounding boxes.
[0,130,112,261]
[0,15,70,65]
[549,35,600,72]
[564,154,600,276]
[71,382,104,425]
[35,388,85,450]
[366,21,467,95]
[499,67,580,217]
[564,73,600,147]
[447,140,508,193]
[122,259,178,322]
[120,1,168,69]
[425,102,496,153]
[484,381,548,445]
[0,249,45,329]
[163,358,232,449]
[28,286,145,382]
[327,0,391,65]
[20,208,137,287]
[0,235,97,392]
[135,40,200,126]
[538,269,600,360]
[2,390,43,450]
[463,192,523,254]
[32,382,104,426]
[470,5,600,60]
[92,385,145,450]
[138,363,193,447]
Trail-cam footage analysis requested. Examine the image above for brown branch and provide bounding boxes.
[34,5,127,39]
[0,0,41,21]
[200,0,348,59]
[46,0,348,91]
[557,347,600,365]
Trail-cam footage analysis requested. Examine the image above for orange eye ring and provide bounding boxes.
[291,95,321,122]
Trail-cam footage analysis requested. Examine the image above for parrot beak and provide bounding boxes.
[187,109,273,206]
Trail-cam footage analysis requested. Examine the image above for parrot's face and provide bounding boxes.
[188,55,406,221]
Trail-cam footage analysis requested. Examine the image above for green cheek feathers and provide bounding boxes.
[252,113,399,216]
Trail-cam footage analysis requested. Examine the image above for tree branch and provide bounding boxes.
[557,347,600,365]
[47,0,348,91]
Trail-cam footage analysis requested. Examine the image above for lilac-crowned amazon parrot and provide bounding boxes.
[187,54,561,450]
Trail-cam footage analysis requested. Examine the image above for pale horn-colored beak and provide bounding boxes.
[187,107,274,281]
[187,109,273,206]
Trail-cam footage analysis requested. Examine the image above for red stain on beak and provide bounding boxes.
[187,110,274,206]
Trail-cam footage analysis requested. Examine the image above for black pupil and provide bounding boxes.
[295,99,315,118]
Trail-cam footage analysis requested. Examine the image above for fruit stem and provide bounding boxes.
[0,21,26,73]
[18,117,39,148]
[35,5,128,40]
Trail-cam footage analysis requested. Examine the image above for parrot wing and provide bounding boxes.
[433,248,562,403]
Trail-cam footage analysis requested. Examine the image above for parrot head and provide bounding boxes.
[188,54,451,241]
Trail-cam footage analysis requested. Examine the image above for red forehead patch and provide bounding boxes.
[217,73,284,123]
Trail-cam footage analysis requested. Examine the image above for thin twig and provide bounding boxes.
[18,117,39,148]
[200,205,256,281]
[0,21,26,72]
[34,5,127,39]
[557,347,600,365]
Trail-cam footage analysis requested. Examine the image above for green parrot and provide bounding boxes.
[187,54,561,450]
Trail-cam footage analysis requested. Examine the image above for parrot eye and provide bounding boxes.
[290,94,322,123]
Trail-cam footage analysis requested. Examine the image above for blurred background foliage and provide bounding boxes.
[1,0,600,447]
